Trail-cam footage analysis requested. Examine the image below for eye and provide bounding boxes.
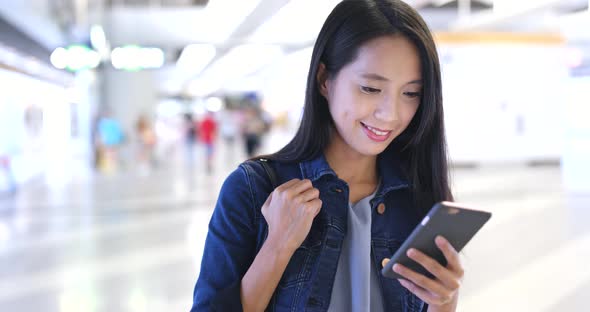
[404,91,421,99]
[360,86,381,94]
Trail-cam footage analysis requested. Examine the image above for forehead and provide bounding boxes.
[346,35,421,79]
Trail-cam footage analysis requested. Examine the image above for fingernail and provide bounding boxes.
[436,236,445,245]
[392,264,400,272]
[407,249,415,257]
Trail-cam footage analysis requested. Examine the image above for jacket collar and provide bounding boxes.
[299,151,410,196]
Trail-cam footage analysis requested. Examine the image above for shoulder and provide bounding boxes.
[218,166,253,203]
[223,160,287,190]
[238,160,276,193]
[240,159,302,190]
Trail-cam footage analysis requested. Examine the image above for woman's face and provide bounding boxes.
[320,35,422,157]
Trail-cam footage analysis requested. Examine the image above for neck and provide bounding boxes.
[324,134,378,185]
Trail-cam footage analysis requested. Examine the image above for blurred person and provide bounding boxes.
[183,113,198,166]
[219,109,239,145]
[241,106,267,158]
[199,111,217,174]
[153,116,180,166]
[135,115,157,173]
[218,109,239,158]
[91,114,101,169]
[191,1,463,312]
[96,112,125,173]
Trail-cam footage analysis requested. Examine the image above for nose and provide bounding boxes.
[374,94,400,123]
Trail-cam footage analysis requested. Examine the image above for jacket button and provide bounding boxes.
[381,258,390,268]
[377,203,386,215]
[333,188,343,193]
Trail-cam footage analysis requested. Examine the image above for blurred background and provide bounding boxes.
[0,0,589,311]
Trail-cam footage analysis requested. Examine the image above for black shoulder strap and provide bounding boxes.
[258,158,278,189]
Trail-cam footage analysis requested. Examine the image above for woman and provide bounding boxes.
[191,0,461,311]
[135,115,157,171]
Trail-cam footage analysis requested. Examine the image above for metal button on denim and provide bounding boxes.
[377,203,386,214]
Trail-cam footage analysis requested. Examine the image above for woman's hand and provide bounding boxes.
[386,236,464,312]
[261,179,322,253]
[241,179,321,312]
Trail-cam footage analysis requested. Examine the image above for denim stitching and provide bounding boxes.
[239,163,258,233]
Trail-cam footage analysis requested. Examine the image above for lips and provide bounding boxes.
[360,122,392,142]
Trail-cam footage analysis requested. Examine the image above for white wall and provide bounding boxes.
[253,42,569,165]
[0,68,74,186]
[439,43,568,164]
[562,76,590,193]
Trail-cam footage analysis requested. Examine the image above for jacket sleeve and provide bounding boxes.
[190,166,259,311]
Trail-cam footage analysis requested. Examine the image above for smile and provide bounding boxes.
[361,122,392,142]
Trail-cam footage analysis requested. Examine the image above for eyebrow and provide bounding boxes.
[361,73,390,81]
[360,72,422,85]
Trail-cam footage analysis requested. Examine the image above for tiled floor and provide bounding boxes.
[0,139,588,312]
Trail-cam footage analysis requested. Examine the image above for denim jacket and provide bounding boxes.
[191,152,428,312]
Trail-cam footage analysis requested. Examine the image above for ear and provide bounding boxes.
[316,62,329,98]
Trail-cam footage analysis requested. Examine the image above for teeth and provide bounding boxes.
[364,124,389,136]
[372,129,388,136]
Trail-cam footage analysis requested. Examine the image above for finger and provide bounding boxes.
[263,192,273,207]
[407,248,460,290]
[298,187,320,203]
[290,179,314,194]
[436,236,464,278]
[392,263,452,301]
[305,198,322,216]
[276,179,301,191]
[314,199,322,216]
[261,192,273,217]
[398,279,447,306]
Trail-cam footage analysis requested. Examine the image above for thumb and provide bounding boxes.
[263,191,273,208]
[313,201,322,217]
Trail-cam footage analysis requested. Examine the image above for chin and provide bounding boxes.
[357,143,389,156]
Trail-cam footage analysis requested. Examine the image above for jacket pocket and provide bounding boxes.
[278,235,322,289]
[277,247,311,289]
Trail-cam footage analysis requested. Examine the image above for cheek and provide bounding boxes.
[330,93,363,122]
[331,106,355,131]
[401,103,420,126]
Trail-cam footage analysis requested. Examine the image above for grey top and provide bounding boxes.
[327,189,385,312]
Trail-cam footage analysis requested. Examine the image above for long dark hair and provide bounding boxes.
[259,0,453,214]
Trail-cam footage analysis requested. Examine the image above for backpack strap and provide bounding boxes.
[257,158,278,189]
[243,158,277,249]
